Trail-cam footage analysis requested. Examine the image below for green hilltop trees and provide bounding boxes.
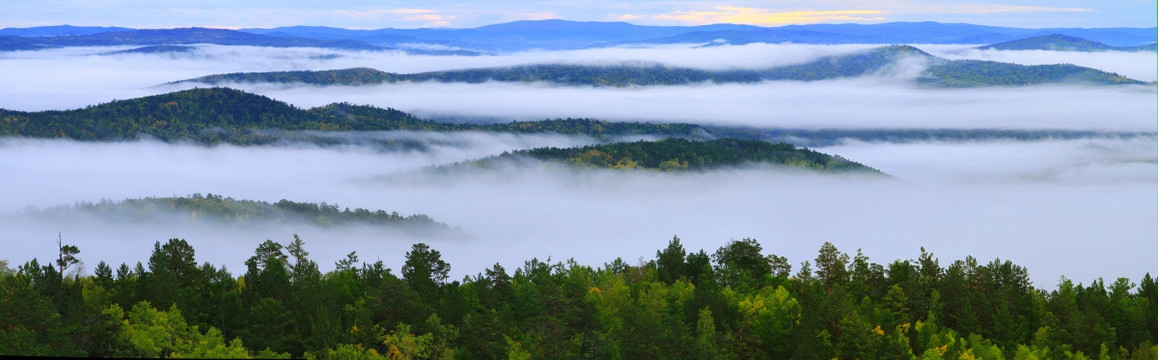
[2,236,1157,359]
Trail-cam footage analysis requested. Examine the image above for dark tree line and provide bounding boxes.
[920,60,1144,87]
[4,87,1143,151]
[173,44,1146,89]
[39,193,447,229]
[2,235,1156,359]
[511,138,880,172]
[0,88,705,145]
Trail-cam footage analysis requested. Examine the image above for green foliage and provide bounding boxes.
[713,238,778,292]
[1,237,1156,359]
[177,64,756,87]
[0,87,707,145]
[0,270,78,356]
[170,327,252,359]
[402,243,451,304]
[189,67,400,86]
[920,60,1145,87]
[496,138,882,173]
[33,193,447,230]
[120,301,196,357]
[4,87,1137,153]
[761,45,934,81]
[979,34,1123,52]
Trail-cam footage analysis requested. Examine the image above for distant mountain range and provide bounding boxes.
[0,27,383,51]
[2,20,1154,52]
[173,45,1147,88]
[0,27,475,54]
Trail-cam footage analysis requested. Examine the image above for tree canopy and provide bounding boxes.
[3,235,1156,359]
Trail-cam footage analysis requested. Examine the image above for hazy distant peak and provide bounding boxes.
[979,34,1118,51]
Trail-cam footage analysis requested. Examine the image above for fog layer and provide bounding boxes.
[2,136,1154,287]
[229,81,1156,132]
[3,43,1154,129]
[2,43,1153,288]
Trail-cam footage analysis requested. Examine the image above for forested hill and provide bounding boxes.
[29,194,448,230]
[101,45,198,55]
[978,34,1154,52]
[173,45,926,86]
[468,138,882,173]
[1,88,1146,146]
[311,103,706,139]
[0,88,708,144]
[173,45,1146,88]
[0,88,327,143]
[920,61,1143,87]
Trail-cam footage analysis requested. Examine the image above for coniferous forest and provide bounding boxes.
[2,236,1156,359]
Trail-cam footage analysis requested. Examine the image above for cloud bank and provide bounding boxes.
[2,44,1152,133]
[1,135,1153,287]
[236,81,1155,132]
[1,42,1153,288]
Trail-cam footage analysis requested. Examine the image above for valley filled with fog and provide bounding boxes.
[1,42,1154,288]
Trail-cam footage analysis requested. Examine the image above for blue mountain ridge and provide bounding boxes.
[2,20,1154,52]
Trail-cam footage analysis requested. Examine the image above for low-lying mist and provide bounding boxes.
[2,42,1153,288]
[0,43,874,111]
[2,135,1153,288]
[215,80,1157,132]
[0,132,603,212]
[4,42,1154,126]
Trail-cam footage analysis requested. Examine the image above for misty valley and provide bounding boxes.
[1,20,1156,359]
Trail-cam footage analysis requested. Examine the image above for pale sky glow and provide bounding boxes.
[0,0,1151,29]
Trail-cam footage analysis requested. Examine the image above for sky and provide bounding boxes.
[0,0,1154,29]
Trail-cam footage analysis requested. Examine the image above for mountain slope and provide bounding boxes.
[175,45,929,86]
[979,34,1129,52]
[761,45,934,80]
[173,45,1145,88]
[101,45,198,55]
[33,194,449,230]
[465,138,882,173]
[0,36,50,51]
[0,88,327,143]
[919,61,1143,87]
[0,88,709,144]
